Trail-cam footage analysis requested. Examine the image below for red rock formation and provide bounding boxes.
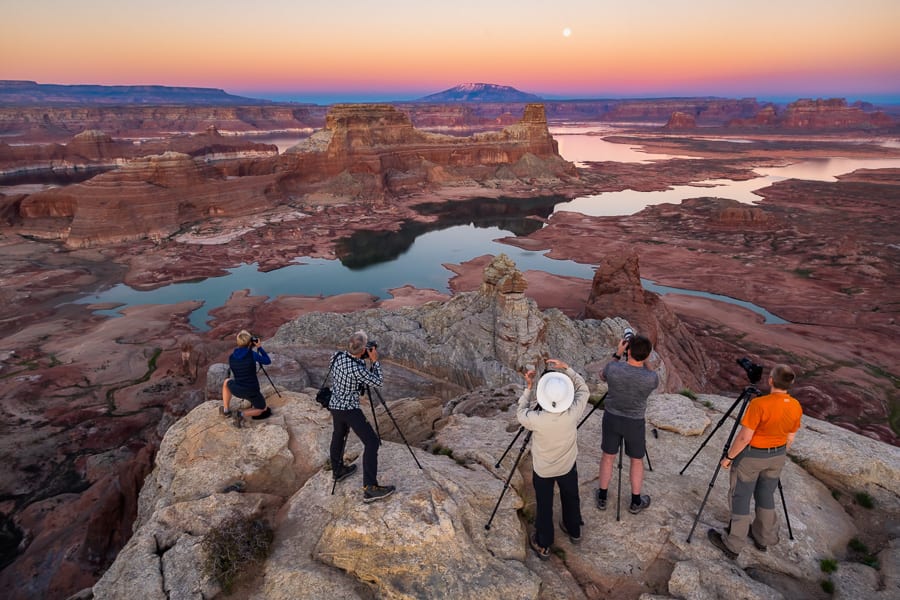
[18,152,280,247]
[728,98,895,130]
[581,251,716,392]
[0,105,327,141]
[10,104,574,247]
[664,111,697,129]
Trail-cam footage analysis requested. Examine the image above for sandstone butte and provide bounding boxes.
[0,100,898,599]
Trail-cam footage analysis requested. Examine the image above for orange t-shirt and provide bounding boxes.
[741,391,803,448]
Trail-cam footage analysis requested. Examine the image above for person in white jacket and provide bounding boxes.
[517,358,591,560]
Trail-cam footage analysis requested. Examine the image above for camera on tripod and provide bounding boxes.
[623,328,634,345]
[364,340,377,359]
[737,357,763,384]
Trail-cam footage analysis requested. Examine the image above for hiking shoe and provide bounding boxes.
[708,528,738,560]
[559,520,582,545]
[232,410,244,429]
[529,533,551,561]
[333,463,358,483]
[748,528,767,552]
[629,494,651,514]
[252,407,272,420]
[363,484,396,503]
[595,489,607,511]
[219,406,231,416]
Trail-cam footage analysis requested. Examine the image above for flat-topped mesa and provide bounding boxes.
[728,98,895,130]
[276,102,574,201]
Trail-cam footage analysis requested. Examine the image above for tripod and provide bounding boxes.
[257,363,281,397]
[364,385,423,470]
[682,384,794,543]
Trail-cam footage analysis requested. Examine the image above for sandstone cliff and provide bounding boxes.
[8,104,574,247]
[728,98,895,130]
[89,259,900,599]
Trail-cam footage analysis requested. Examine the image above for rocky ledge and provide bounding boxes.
[90,389,899,600]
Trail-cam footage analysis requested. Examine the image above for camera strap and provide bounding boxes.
[319,352,340,388]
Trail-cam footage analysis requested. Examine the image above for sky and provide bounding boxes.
[2,0,899,104]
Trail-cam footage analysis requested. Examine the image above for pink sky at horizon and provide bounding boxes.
[2,0,899,103]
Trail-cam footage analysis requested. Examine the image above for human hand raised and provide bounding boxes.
[545,358,569,371]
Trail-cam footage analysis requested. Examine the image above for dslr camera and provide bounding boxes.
[623,328,635,345]
[737,357,763,384]
[250,336,260,346]
[364,340,378,359]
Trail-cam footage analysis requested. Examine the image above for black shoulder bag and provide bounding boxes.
[315,353,339,409]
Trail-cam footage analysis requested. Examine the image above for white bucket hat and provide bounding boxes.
[535,371,575,413]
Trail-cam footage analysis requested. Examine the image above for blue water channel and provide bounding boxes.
[74,129,900,330]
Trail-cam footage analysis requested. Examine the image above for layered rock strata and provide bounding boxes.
[8,103,574,247]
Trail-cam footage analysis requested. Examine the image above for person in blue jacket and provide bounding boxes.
[220,329,272,427]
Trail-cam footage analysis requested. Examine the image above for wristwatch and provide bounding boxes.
[612,353,621,360]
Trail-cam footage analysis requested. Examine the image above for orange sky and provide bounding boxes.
[2,0,898,102]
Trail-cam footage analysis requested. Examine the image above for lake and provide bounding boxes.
[74,128,900,329]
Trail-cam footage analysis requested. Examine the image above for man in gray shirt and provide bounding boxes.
[596,334,659,514]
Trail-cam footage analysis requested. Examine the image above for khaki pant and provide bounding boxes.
[723,447,786,554]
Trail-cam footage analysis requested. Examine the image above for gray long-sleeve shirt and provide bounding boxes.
[516,367,591,478]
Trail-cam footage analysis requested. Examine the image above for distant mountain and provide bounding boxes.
[417,83,542,103]
[0,80,269,106]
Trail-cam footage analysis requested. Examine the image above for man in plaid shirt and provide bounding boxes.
[328,330,395,503]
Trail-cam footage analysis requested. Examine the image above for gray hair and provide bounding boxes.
[348,330,368,355]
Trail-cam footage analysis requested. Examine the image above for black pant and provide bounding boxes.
[330,408,380,487]
[533,463,582,548]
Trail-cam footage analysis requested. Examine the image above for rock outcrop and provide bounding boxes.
[728,98,895,130]
[269,254,647,390]
[582,251,715,392]
[664,111,697,129]
[8,104,575,247]
[90,344,900,599]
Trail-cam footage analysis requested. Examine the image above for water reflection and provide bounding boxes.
[337,196,559,269]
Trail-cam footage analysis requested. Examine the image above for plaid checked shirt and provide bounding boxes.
[328,351,383,410]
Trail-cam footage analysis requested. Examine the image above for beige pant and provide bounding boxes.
[723,448,786,554]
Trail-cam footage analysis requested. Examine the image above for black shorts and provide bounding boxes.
[601,411,646,459]
[226,380,267,409]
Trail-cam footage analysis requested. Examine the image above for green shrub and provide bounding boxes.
[820,579,834,594]
[679,389,697,400]
[848,538,867,553]
[201,516,274,594]
[820,558,838,573]
[854,492,875,509]
[861,555,879,569]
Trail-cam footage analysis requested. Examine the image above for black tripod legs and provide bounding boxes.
[485,431,533,530]
[616,445,624,521]
[778,479,794,540]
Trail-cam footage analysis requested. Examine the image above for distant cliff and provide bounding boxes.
[728,98,895,130]
[0,80,268,106]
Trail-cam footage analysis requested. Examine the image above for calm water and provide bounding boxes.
[74,128,900,330]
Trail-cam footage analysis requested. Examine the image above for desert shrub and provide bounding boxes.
[819,558,838,573]
[679,389,697,400]
[854,492,875,509]
[201,515,274,594]
[820,579,834,594]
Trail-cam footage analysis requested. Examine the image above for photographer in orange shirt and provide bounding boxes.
[708,364,802,559]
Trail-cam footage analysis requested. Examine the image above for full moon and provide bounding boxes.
[562,27,572,37]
